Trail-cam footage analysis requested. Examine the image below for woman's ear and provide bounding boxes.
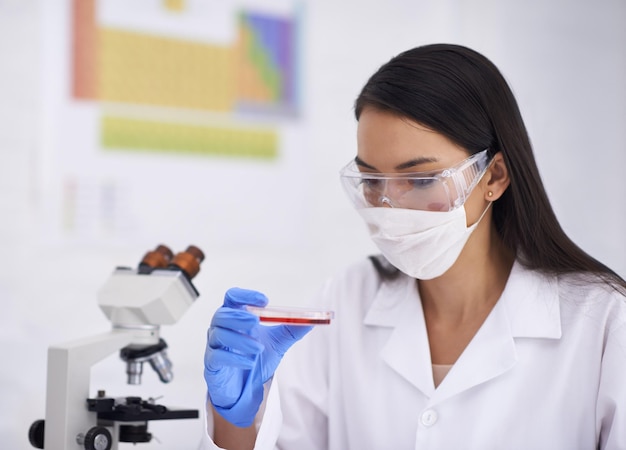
[482,152,510,201]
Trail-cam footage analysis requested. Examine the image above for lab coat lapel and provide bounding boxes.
[364,276,436,397]
[431,296,517,403]
[433,262,562,403]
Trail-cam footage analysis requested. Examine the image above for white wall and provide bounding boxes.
[1,0,625,448]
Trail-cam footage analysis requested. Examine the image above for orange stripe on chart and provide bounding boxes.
[72,0,98,99]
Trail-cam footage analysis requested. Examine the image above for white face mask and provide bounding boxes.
[357,203,490,280]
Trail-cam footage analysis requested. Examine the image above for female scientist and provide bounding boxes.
[203,44,626,449]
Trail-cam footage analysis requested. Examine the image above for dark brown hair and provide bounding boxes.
[356,43,625,294]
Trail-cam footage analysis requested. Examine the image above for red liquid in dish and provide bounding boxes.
[258,316,332,325]
[246,305,334,325]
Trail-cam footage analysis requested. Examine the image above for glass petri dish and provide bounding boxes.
[245,305,335,325]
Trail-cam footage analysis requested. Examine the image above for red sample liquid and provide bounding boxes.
[259,316,332,325]
[246,305,334,326]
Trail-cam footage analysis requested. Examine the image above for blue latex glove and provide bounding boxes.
[204,287,313,427]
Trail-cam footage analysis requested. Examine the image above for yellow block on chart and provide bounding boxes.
[98,29,236,112]
[163,0,185,12]
[101,116,279,159]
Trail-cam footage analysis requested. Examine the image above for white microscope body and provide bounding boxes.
[30,245,204,450]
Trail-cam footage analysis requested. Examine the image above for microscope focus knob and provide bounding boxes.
[28,419,45,449]
[82,426,112,450]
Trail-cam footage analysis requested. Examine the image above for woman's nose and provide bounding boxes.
[379,196,394,208]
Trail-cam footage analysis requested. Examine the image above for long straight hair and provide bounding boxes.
[355,43,626,294]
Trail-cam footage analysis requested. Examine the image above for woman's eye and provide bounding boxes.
[362,178,383,190]
[408,178,435,189]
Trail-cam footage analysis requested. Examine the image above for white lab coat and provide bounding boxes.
[202,258,626,449]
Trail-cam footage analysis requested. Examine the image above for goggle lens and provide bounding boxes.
[340,149,490,211]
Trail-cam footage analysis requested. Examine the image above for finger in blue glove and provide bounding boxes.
[204,287,313,427]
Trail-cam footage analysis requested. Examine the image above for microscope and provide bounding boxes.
[29,244,205,450]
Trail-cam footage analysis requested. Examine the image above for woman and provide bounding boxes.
[203,44,626,449]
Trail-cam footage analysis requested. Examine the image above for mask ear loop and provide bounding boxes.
[467,199,492,229]
[463,154,496,227]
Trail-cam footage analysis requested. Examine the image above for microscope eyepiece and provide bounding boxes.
[168,245,205,280]
[138,244,174,272]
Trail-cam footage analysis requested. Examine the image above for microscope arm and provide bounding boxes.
[44,328,152,450]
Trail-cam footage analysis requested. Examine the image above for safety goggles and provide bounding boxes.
[339,149,492,211]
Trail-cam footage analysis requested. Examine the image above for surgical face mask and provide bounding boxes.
[357,203,491,279]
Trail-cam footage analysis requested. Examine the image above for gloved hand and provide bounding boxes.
[204,287,313,427]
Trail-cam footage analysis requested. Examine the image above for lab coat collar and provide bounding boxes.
[499,261,562,339]
[363,260,562,400]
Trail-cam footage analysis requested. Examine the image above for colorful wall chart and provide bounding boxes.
[42,0,307,245]
[71,0,300,159]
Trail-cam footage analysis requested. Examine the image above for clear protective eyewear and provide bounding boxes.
[339,149,492,211]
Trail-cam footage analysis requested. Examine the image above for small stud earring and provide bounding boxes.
[487,191,494,198]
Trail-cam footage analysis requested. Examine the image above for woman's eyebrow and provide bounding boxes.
[355,155,438,171]
[354,155,377,170]
[395,157,438,170]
